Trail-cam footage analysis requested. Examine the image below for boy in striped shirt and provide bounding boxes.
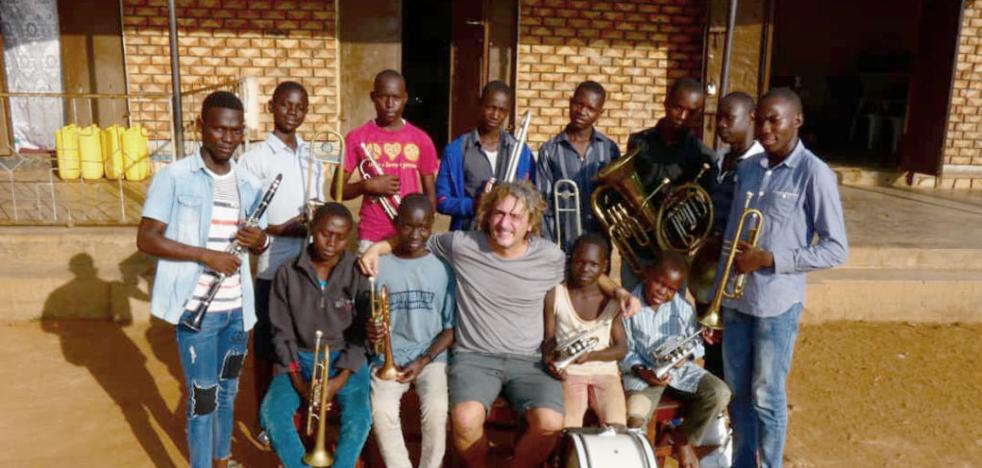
[138,91,269,468]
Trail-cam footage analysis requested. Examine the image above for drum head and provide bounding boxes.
[561,429,658,468]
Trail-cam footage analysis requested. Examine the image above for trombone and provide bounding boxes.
[302,129,346,223]
[553,178,581,248]
[699,191,764,330]
[304,330,334,467]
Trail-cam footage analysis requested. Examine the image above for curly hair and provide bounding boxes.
[475,180,545,238]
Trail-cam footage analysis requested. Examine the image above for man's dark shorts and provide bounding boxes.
[449,351,564,415]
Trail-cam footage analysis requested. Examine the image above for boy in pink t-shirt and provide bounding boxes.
[334,70,438,249]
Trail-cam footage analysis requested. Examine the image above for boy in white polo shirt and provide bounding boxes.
[239,81,322,441]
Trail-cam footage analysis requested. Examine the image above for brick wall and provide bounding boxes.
[516,0,705,150]
[121,0,339,141]
[942,0,982,188]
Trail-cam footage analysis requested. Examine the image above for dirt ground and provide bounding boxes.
[1,319,979,467]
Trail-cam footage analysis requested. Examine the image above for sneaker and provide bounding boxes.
[256,429,271,449]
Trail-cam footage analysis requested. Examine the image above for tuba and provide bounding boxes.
[304,330,334,467]
[698,191,764,330]
[590,147,672,278]
[591,149,715,283]
[370,278,401,380]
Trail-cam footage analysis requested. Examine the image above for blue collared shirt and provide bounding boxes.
[621,286,707,393]
[536,129,620,251]
[720,141,848,317]
[141,151,266,330]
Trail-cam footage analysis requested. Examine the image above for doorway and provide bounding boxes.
[401,0,517,152]
[401,0,452,151]
[768,0,963,174]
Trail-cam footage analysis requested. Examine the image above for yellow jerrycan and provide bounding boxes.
[123,125,151,181]
[101,125,126,180]
[55,124,81,180]
[79,124,104,180]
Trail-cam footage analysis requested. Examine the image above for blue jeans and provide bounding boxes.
[260,350,371,468]
[722,303,803,468]
[175,309,249,468]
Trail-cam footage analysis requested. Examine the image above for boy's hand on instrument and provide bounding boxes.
[734,241,774,274]
[396,359,425,383]
[359,253,381,277]
[634,365,671,387]
[545,361,567,381]
[236,225,267,250]
[366,319,386,344]
[364,175,400,196]
[201,250,241,276]
[574,351,593,365]
[701,328,720,345]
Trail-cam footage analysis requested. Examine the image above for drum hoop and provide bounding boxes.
[626,431,658,468]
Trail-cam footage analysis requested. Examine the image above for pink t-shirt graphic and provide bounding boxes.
[344,120,438,241]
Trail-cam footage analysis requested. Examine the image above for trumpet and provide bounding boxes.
[553,179,581,249]
[304,330,334,467]
[551,319,612,371]
[370,278,401,380]
[699,191,764,330]
[651,328,703,380]
[358,142,401,220]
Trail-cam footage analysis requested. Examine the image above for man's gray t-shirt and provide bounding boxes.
[428,230,565,356]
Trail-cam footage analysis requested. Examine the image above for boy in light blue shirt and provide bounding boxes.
[621,251,730,468]
[367,194,455,468]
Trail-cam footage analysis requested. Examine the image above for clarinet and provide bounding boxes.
[180,174,283,332]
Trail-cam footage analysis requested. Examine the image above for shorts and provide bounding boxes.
[449,351,564,415]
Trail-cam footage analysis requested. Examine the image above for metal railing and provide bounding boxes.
[0,79,241,226]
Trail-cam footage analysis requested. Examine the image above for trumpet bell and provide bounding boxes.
[303,448,334,467]
[688,234,723,305]
[698,305,724,330]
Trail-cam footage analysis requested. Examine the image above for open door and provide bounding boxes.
[701,0,774,148]
[448,0,517,143]
[898,0,965,176]
[449,0,489,142]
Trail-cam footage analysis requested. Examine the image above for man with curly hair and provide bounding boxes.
[361,181,638,468]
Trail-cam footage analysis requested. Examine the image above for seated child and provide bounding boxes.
[621,250,731,467]
[260,203,373,468]
[544,233,628,428]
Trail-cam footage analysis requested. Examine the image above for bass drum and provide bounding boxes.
[559,428,658,468]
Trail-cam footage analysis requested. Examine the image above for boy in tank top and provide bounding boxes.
[543,233,628,428]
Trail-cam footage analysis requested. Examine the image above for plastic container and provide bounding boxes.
[54,124,81,180]
[101,125,126,180]
[79,125,104,180]
[123,125,151,181]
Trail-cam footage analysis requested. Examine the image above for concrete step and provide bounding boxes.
[845,247,982,269]
[805,268,982,324]
[0,226,153,322]
[3,226,982,324]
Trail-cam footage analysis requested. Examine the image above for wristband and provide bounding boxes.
[288,361,300,374]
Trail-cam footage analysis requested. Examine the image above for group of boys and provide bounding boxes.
[138,66,847,468]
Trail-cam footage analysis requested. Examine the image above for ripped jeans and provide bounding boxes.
[176,309,248,468]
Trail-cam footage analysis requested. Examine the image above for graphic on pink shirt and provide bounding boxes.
[344,120,438,241]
